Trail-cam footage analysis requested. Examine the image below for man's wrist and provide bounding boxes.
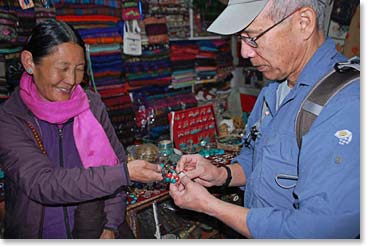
[221,165,232,187]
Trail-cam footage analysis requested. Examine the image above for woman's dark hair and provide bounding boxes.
[23,19,86,64]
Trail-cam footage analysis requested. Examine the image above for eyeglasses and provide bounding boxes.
[238,8,301,48]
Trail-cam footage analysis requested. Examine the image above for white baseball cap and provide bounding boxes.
[207,0,268,35]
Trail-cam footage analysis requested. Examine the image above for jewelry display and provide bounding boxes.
[169,104,217,152]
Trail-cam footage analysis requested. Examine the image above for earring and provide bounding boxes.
[27,68,33,74]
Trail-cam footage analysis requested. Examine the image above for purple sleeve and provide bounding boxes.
[88,90,130,230]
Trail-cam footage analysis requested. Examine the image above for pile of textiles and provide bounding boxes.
[212,39,234,82]
[34,0,56,24]
[195,40,218,84]
[124,43,172,88]
[98,85,137,147]
[170,42,199,89]
[54,0,123,45]
[143,17,169,44]
[145,0,190,39]
[88,43,125,88]
[0,1,35,48]
[195,39,234,84]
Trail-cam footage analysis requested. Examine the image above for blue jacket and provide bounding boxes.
[232,38,360,238]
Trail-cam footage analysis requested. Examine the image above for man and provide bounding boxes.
[169,0,359,239]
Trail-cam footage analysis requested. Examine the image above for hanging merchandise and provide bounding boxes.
[34,0,56,24]
[4,52,23,91]
[0,1,18,45]
[121,0,141,21]
[18,0,34,10]
[143,17,169,44]
[123,20,142,56]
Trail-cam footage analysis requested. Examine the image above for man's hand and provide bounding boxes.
[169,172,215,214]
[127,160,163,183]
[170,172,251,238]
[176,154,227,187]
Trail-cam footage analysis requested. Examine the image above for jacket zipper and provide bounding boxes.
[58,127,73,239]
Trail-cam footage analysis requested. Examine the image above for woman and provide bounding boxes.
[0,19,162,239]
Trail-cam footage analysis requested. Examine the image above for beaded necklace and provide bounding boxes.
[26,121,47,155]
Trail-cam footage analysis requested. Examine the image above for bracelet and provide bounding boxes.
[222,165,232,187]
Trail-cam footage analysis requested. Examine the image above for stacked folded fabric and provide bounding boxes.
[98,85,137,147]
[195,39,234,84]
[170,42,199,89]
[143,17,169,44]
[195,40,218,84]
[54,0,123,45]
[88,43,125,88]
[124,43,172,88]
[212,39,234,82]
[34,1,56,24]
[146,0,190,39]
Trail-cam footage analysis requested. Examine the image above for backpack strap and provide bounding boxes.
[295,60,360,148]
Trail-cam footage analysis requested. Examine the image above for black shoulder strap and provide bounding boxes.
[295,60,360,148]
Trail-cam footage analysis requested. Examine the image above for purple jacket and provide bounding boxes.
[0,88,130,238]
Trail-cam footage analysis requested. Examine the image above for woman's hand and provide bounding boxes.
[127,160,163,183]
[99,229,115,239]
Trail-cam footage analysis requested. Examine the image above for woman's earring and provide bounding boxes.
[27,68,33,74]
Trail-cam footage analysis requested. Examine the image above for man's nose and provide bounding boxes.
[241,42,257,59]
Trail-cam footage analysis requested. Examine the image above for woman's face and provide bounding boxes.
[32,42,85,101]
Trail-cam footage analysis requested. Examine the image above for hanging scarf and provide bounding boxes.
[19,72,119,168]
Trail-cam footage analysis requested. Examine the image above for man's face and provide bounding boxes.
[239,8,303,83]
[32,42,85,102]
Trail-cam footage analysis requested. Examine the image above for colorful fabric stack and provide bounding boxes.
[143,17,169,44]
[194,39,234,84]
[98,86,137,147]
[212,39,234,82]
[146,0,190,39]
[88,43,125,88]
[195,40,218,84]
[124,43,172,88]
[34,1,56,24]
[170,41,199,89]
[54,0,123,45]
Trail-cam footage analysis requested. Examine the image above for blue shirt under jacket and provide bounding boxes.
[232,38,360,238]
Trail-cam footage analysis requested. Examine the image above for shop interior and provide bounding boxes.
[0,0,360,239]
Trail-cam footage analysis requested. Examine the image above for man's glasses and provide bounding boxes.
[238,8,301,48]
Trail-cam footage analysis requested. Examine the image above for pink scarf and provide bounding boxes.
[19,72,119,168]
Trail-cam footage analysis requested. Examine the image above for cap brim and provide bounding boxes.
[207,0,268,35]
